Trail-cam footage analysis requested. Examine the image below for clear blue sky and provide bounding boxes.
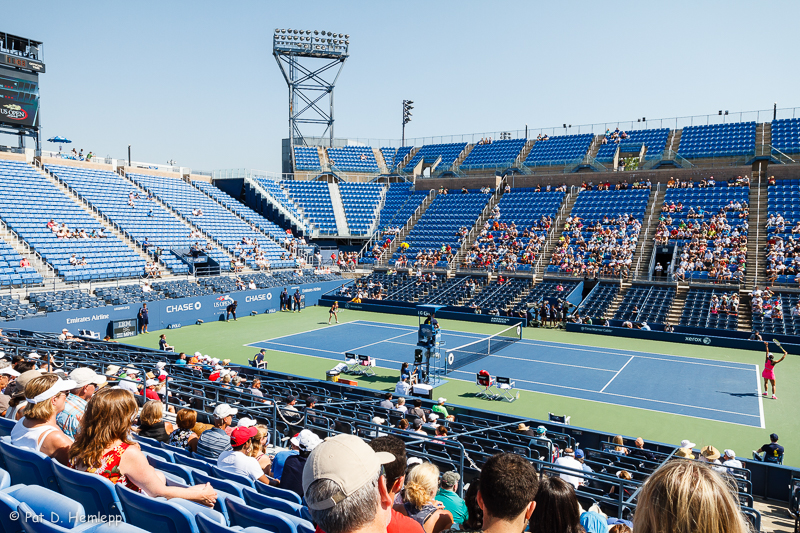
[5,0,799,172]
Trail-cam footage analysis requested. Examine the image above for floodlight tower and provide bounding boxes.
[273,28,349,162]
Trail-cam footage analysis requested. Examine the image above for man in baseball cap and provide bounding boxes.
[280,430,323,498]
[216,426,271,484]
[303,434,395,533]
[437,471,467,526]
[195,403,236,460]
[56,367,107,439]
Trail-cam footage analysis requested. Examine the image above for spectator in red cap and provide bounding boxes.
[217,426,272,484]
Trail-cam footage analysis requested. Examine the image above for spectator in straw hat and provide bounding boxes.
[516,422,535,437]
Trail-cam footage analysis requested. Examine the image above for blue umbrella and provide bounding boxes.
[47,136,72,144]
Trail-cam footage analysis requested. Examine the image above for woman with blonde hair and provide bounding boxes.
[611,435,629,455]
[399,462,453,533]
[633,460,750,533]
[10,374,75,464]
[137,400,174,443]
[69,387,217,506]
[247,424,272,472]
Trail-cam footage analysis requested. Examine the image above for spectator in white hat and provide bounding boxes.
[303,433,396,533]
[117,368,140,395]
[195,403,236,460]
[280,429,323,497]
[10,374,77,464]
[431,397,454,421]
[144,379,160,401]
[721,450,743,472]
[56,367,106,439]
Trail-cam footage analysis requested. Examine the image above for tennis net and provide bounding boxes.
[445,323,522,373]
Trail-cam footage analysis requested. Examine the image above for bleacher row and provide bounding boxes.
[0,329,766,532]
[291,119,800,173]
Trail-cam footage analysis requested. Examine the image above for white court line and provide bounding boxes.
[350,331,415,353]
[600,356,635,392]
[756,364,765,429]
[259,341,343,356]
[451,369,761,420]
[245,320,350,347]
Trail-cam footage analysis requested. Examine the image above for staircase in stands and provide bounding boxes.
[318,147,331,172]
[373,148,389,174]
[666,129,682,153]
[0,220,54,282]
[327,182,350,236]
[605,283,630,320]
[632,186,663,278]
[665,285,688,327]
[451,187,505,270]
[746,179,767,288]
[244,177,307,235]
[122,171,245,271]
[514,139,536,168]
[756,122,772,149]
[534,187,579,278]
[33,163,155,269]
[451,144,475,172]
[396,147,420,172]
[377,189,437,266]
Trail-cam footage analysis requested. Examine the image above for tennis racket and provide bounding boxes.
[773,339,784,351]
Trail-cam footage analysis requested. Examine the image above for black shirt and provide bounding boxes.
[280,454,308,497]
[760,442,784,460]
[629,448,656,462]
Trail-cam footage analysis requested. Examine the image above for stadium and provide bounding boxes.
[0,3,798,532]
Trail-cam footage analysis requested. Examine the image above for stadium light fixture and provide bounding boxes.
[402,100,414,147]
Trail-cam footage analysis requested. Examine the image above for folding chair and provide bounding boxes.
[344,352,360,374]
[495,376,517,402]
[549,413,571,425]
[358,354,376,377]
[475,370,497,400]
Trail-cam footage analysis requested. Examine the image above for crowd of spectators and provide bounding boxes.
[549,214,641,279]
[462,217,550,271]
[750,286,791,319]
[580,180,650,191]
[765,222,800,283]
[46,219,107,240]
[666,175,750,188]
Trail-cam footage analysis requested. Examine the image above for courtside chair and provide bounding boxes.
[0,439,59,491]
[495,376,517,402]
[475,371,497,400]
[51,460,124,522]
[549,413,571,425]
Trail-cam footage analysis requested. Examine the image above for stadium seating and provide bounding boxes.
[402,143,467,173]
[0,294,37,321]
[292,146,321,171]
[379,147,396,169]
[575,282,619,319]
[128,173,291,269]
[280,181,338,234]
[193,181,295,245]
[460,139,526,170]
[252,178,306,225]
[679,287,739,330]
[752,290,800,336]
[0,238,41,286]
[766,179,800,284]
[393,190,490,268]
[326,146,379,172]
[771,118,800,154]
[392,146,414,170]
[663,183,749,282]
[0,161,145,282]
[595,128,669,163]
[338,182,384,235]
[613,285,675,325]
[677,122,756,159]
[467,277,532,313]
[512,280,579,316]
[28,289,104,313]
[524,134,594,166]
[377,183,427,231]
[548,188,650,277]
[46,164,222,274]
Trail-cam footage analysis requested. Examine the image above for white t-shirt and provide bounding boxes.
[554,455,584,488]
[217,450,265,481]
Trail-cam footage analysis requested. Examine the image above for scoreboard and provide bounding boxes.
[0,68,39,128]
[112,319,138,339]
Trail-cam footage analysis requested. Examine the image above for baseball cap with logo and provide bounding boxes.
[70,367,107,388]
[302,434,395,510]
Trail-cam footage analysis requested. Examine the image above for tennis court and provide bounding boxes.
[249,319,764,427]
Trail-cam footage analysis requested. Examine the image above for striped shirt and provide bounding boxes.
[56,394,87,439]
[195,427,232,460]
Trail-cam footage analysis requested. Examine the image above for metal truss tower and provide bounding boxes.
[273,29,349,164]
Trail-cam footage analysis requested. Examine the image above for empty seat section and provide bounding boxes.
[677,122,756,159]
[0,161,145,282]
[393,190,490,268]
[293,146,322,171]
[460,139,526,170]
[339,182,384,235]
[326,146,379,172]
[392,146,414,170]
[613,285,675,325]
[524,134,593,166]
[576,282,620,319]
[281,180,337,234]
[0,237,42,286]
[380,147,397,169]
[128,173,289,269]
[595,128,669,163]
[403,143,467,173]
[771,118,800,154]
[253,177,306,224]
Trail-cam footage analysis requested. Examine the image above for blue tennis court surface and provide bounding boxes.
[249,320,763,427]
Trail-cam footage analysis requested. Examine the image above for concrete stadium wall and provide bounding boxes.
[38,157,115,172]
[11,280,342,337]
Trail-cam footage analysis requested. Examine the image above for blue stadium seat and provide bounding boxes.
[115,484,204,533]
[0,439,58,491]
[224,498,301,533]
[13,486,86,529]
[403,143,467,172]
[51,460,125,522]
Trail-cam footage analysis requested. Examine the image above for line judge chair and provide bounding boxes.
[495,376,517,402]
[475,370,497,400]
[343,352,360,374]
[357,354,376,377]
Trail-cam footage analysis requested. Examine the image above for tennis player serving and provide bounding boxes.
[762,340,787,399]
